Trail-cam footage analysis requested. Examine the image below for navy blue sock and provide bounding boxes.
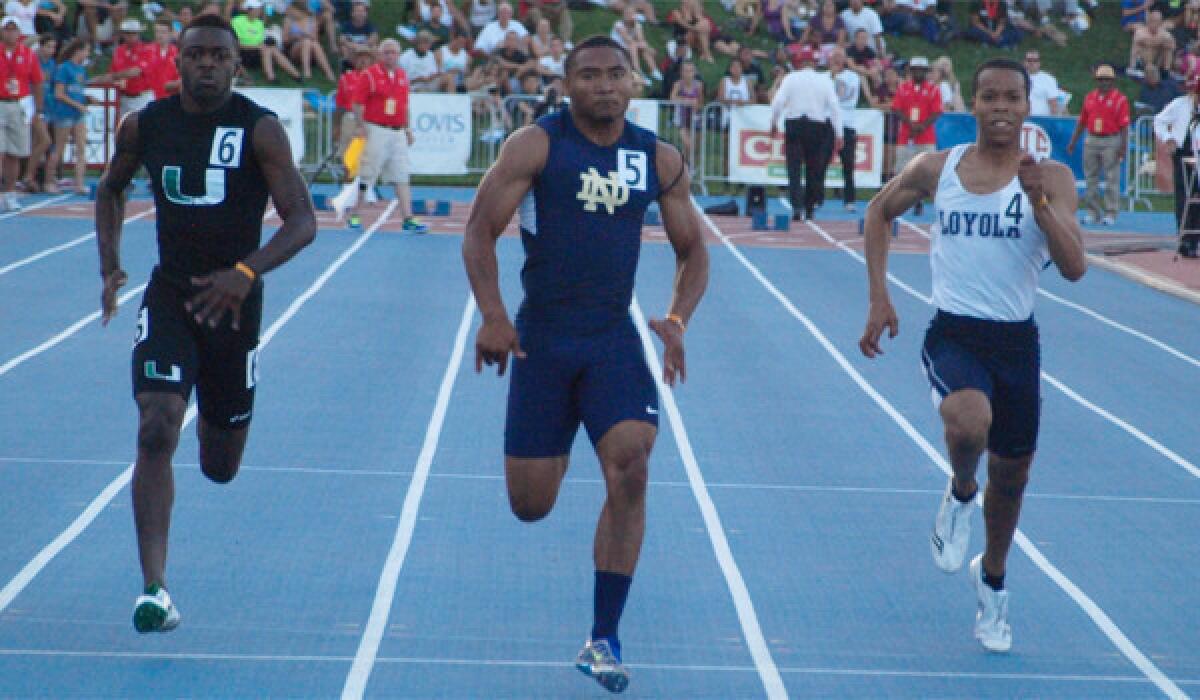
[591,571,633,644]
[981,565,1005,591]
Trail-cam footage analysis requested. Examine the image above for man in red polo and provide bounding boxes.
[1068,63,1129,226]
[891,55,941,214]
[110,18,156,118]
[343,37,426,232]
[0,15,42,212]
[147,20,180,100]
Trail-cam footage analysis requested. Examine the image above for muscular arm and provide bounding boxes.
[462,124,547,373]
[95,113,141,323]
[859,150,943,357]
[1030,159,1087,281]
[245,115,318,276]
[656,141,708,328]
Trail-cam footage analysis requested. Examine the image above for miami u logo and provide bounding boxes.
[160,127,244,207]
[576,167,630,215]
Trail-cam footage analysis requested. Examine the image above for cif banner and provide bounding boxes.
[728,106,883,187]
[235,88,306,164]
[934,113,1124,192]
[411,93,471,175]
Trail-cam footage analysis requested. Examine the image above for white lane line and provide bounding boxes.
[896,217,1200,368]
[630,297,788,699]
[340,294,475,700]
[0,202,397,617]
[0,208,155,277]
[0,192,74,222]
[809,220,1200,482]
[0,283,147,378]
[0,647,1194,687]
[8,458,1198,504]
[699,205,1189,700]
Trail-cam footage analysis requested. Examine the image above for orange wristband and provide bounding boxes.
[235,261,257,282]
[1035,193,1051,209]
[666,313,686,332]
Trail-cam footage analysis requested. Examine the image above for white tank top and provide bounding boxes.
[930,144,1050,321]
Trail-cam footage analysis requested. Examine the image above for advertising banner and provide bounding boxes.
[410,93,472,175]
[728,105,883,187]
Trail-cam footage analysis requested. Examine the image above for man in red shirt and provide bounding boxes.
[147,20,180,99]
[891,55,941,214]
[110,18,156,118]
[0,15,42,212]
[1068,64,1129,226]
[341,38,427,232]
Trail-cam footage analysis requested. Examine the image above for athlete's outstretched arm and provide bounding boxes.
[462,125,548,376]
[1019,155,1087,281]
[96,113,141,326]
[650,141,708,386]
[187,116,317,330]
[859,150,942,358]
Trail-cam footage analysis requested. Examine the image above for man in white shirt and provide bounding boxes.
[769,45,842,220]
[475,1,528,54]
[400,30,447,92]
[829,47,861,211]
[841,0,885,57]
[1153,83,1200,256]
[1024,51,1064,116]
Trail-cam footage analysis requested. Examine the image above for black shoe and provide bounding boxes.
[805,208,815,220]
[914,201,924,216]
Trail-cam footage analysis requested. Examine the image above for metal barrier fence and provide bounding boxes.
[1127,114,1157,212]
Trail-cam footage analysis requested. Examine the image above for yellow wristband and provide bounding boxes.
[235,261,257,282]
[666,313,686,333]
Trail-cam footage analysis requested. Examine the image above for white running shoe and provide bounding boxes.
[970,554,1012,653]
[931,478,974,572]
[132,584,181,633]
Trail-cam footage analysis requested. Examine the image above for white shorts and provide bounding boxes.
[359,122,410,186]
[0,100,30,157]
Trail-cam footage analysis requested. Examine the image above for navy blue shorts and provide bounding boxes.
[504,318,659,458]
[921,310,1041,458]
[131,270,262,429]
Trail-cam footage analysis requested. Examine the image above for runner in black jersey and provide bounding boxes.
[95,13,316,635]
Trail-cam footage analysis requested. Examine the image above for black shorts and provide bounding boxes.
[921,310,1041,458]
[131,269,263,429]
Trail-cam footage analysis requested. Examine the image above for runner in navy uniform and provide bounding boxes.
[95,13,316,634]
[462,35,709,694]
[859,58,1086,653]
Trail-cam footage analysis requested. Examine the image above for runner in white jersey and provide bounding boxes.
[858,58,1086,654]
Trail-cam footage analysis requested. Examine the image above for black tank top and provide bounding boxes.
[137,93,274,286]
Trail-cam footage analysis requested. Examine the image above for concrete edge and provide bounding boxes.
[1086,252,1200,306]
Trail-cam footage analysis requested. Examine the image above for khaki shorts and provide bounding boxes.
[897,143,936,173]
[0,100,30,157]
[337,110,359,156]
[359,122,410,186]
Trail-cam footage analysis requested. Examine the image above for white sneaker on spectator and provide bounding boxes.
[931,478,974,572]
[365,187,378,204]
[971,554,1012,653]
[652,68,663,81]
[6,192,21,211]
[1102,215,1114,226]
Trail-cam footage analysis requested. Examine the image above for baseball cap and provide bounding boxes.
[119,18,145,32]
[0,16,19,28]
[416,29,435,42]
[790,44,815,65]
[1094,64,1115,79]
[909,56,929,69]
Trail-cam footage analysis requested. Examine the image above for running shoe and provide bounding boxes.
[970,554,1012,653]
[402,217,429,233]
[575,637,629,694]
[931,477,974,573]
[132,583,181,634]
[348,214,361,229]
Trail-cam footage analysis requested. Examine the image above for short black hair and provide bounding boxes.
[178,13,238,50]
[563,35,632,77]
[972,57,1030,99]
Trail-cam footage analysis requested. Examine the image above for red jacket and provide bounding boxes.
[355,63,410,128]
